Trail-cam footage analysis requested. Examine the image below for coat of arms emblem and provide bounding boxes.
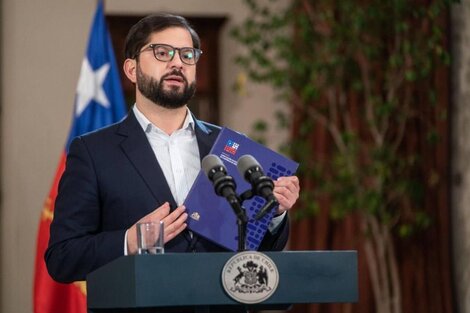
[222,251,279,304]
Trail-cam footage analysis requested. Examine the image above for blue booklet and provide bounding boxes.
[184,127,299,251]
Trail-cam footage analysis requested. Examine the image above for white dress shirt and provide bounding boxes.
[133,105,200,205]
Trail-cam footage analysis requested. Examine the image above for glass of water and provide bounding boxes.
[136,221,165,255]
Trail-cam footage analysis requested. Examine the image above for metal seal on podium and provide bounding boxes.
[221,251,279,304]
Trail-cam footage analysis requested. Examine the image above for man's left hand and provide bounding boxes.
[273,176,300,215]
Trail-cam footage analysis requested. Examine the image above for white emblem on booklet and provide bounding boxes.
[190,212,200,221]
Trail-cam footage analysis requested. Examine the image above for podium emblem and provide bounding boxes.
[221,251,279,304]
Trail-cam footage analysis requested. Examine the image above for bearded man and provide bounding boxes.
[45,13,300,284]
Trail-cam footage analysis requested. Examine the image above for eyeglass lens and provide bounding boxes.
[153,45,200,65]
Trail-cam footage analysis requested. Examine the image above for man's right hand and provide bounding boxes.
[127,202,188,255]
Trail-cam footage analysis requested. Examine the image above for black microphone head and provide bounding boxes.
[237,155,264,179]
[202,154,238,199]
[202,154,225,180]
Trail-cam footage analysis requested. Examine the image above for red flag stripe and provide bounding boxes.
[33,152,87,313]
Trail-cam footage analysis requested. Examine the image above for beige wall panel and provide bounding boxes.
[1,1,94,312]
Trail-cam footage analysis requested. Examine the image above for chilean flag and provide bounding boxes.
[33,1,126,312]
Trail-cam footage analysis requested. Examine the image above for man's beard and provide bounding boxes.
[136,65,196,109]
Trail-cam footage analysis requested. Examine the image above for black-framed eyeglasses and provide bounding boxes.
[136,43,203,65]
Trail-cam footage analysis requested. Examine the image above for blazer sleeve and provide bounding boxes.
[45,137,126,283]
[258,215,290,251]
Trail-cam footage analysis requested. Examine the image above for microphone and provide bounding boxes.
[201,155,247,223]
[237,155,279,220]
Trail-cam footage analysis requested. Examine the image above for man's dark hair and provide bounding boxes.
[124,13,200,59]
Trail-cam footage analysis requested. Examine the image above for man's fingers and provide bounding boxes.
[128,203,187,253]
[274,176,300,195]
[162,205,188,243]
[273,176,300,214]
[164,222,188,243]
[145,202,171,221]
[161,205,186,225]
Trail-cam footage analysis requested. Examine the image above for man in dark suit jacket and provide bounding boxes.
[45,13,300,284]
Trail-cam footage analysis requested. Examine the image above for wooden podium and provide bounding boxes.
[87,251,358,312]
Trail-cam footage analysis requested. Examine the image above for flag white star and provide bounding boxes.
[75,58,110,116]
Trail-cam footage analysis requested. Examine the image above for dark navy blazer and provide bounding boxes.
[45,111,289,283]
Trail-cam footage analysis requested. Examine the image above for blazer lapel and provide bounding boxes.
[117,111,177,209]
[115,111,220,213]
[194,118,219,162]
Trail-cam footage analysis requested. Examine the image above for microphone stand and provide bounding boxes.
[211,173,248,252]
[223,187,278,252]
[236,188,278,252]
[228,196,248,252]
[237,212,247,252]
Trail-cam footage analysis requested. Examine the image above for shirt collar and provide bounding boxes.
[132,105,195,134]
